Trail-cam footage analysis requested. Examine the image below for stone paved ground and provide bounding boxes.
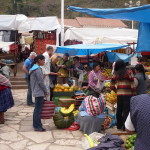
[0,89,85,150]
[0,89,128,150]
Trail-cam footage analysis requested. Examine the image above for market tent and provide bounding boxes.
[0,15,27,30]
[68,5,150,53]
[106,51,133,63]
[18,16,61,32]
[18,16,61,46]
[68,5,150,23]
[56,43,128,56]
[65,28,138,44]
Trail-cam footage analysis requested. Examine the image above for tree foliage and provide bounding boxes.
[0,0,149,18]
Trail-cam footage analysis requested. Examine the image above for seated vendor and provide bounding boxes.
[76,95,105,135]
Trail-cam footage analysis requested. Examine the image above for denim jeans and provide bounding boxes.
[25,78,33,105]
[33,97,44,130]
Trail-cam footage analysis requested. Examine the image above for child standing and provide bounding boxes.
[29,55,47,131]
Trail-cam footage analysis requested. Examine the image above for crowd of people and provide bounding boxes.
[0,47,150,149]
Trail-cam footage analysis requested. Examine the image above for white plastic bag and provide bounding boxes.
[82,132,104,150]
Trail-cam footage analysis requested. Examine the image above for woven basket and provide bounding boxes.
[41,101,55,119]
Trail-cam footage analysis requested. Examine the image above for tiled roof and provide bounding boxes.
[58,19,81,28]
[76,17,127,28]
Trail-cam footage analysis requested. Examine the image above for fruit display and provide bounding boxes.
[53,111,74,129]
[105,90,117,104]
[146,72,150,75]
[60,104,75,117]
[102,69,112,80]
[73,110,79,116]
[53,84,80,92]
[125,134,137,150]
[104,81,111,88]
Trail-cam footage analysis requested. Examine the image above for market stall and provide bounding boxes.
[68,5,150,53]
[56,43,128,56]
[0,14,28,76]
[18,16,61,54]
[64,27,138,45]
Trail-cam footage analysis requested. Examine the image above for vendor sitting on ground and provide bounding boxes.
[76,95,105,135]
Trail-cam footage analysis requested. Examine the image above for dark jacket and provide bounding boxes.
[130,94,150,150]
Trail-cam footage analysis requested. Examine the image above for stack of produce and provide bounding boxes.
[53,84,80,92]
[125,134,137,150]
[146,72,150,75]
[102,69,112,80]
[104,81,111,88]
[105,90,117,104]
[53,104,75,129]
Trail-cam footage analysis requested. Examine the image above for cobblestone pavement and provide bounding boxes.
[0,90,85,150]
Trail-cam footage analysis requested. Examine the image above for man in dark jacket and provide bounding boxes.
[125,84,150,150]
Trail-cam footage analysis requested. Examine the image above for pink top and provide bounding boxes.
[88,70,105,89]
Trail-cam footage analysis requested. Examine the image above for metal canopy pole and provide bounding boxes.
[61,0,64,46]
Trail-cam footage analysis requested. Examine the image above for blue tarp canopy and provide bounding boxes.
[68,5,150,53]
[56,44,128,56]
[68,5,150,23]
[106,51,134,63]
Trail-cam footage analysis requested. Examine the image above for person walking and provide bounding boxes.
[22,52,37,106]
[110,59,136,131]
[41,46,53,101]
[29,55,47,132]
[0,74,14,124]
[134,64,149,95]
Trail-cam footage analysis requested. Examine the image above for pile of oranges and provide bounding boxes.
[53,84,79,92]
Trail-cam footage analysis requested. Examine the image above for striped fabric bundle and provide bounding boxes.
[84,95,105,116]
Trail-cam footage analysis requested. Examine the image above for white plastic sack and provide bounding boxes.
[82,132,104,150]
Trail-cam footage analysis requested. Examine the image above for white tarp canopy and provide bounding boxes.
[0,15,28,30]
[64,28,138,45]
[18,16,61,46]
[18,16,61,32]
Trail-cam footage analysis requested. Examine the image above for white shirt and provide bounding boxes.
[41,52,51,75]
[125,113,135,131]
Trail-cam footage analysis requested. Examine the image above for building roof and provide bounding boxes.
[76,17,127,28]
[58,19,81,28]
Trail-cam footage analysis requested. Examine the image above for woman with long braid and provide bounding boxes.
[110,59,136,130]
[134,64,149,95]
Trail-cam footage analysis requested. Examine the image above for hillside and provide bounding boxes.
[0,0,149,18]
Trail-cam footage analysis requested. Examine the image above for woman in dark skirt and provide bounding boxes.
[0,74,14,124]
